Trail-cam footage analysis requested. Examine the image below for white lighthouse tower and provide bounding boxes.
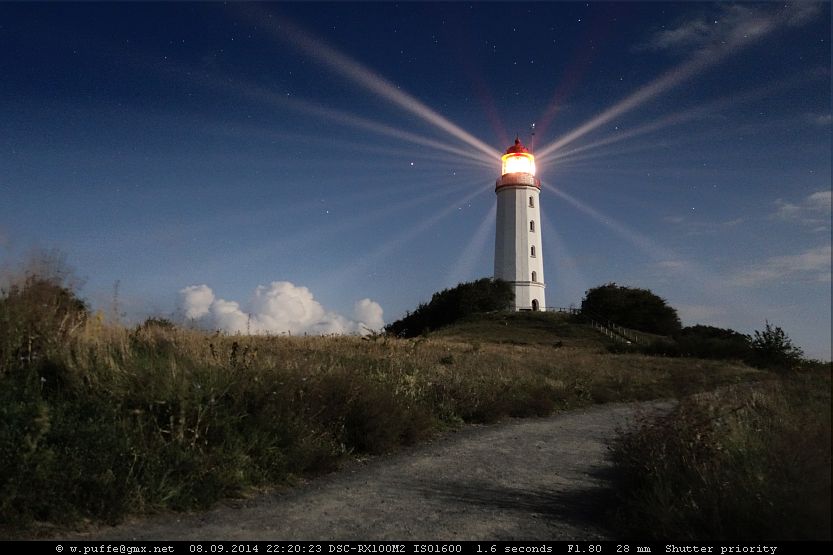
[494,137,546,311]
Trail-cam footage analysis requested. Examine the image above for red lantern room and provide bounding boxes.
[501,137,536,176]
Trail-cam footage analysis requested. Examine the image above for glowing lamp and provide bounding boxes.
[501,152,536,176]
[500,138,536,176]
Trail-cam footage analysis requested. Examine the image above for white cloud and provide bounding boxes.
[646,18,714,51]
[211,297,250,333]
[807,113,832,127]
[656,260,688,271]
[774,190,831,229]
[783,2,823,26]
[663,215,745,235]
[353,298,385,332]
[638,3,820,54]
[807,191,832,209]
[179,281,384,336]
[180,284,215,319]
[731,245,832,286]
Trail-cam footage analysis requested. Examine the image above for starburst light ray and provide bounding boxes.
[152,58,491,166]
[242,5,502,162]
[445,202,497,288]
[323,185,493,287]
[535,6,797,159]
[537,72,818,165]
[538,209,589,309]
[198,177,479,277]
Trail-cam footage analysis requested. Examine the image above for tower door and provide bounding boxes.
[532,299,539,311]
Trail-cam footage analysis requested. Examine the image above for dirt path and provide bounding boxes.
[65,401,670,541]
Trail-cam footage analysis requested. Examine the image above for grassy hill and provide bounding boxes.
[430,310,611,349]
[436,312,830,540]
[4,306,827,539]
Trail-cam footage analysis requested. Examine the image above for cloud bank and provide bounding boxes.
[638,3,821,54]
[774,190,831,231]
[731,245,832,287]
[180,282,384,335]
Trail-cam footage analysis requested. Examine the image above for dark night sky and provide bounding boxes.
[1,2,830,357]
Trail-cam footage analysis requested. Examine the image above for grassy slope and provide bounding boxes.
[431,311,605,348]
[609,367,831,540]
[442,313,831,540]
[435,312,831,540]
[2,311,763,537]
[432,311,760,401]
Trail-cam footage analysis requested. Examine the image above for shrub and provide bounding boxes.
[581,283,681,335]
[640,325,752,360]
[385,278,513,337]
[673,325,751,360]
[747,321,804,372]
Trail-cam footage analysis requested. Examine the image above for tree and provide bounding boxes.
[386,278,513,337]
[581,283,681,335]
[748,321,804,371]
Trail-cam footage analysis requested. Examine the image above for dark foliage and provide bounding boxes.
[385,278,514,337]
[581,283,681,335]
[747,321,805,372]
[624,323,814,374]
[674,325,751,358]
[646,325,753,360]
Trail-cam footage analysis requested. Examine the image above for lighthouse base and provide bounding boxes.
[506,281,546,311]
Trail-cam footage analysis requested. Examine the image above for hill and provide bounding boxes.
[0,304,765,537]
[430,310,616,350]
[3,270,826,539]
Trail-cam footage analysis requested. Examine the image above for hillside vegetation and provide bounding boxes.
[1,275,761,537]
[582,282,681,335]
[2,267,828,539]
[385,278,513,337]
[610,366,830,540]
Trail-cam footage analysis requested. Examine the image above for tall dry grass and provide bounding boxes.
[1,314,760,536]
[609,366,831,540]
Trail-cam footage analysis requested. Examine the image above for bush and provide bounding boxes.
[747,321,804,372]
[628,324,809,370]
[673,325,751,360]
[581,283,681,335]
[385,278,513,337]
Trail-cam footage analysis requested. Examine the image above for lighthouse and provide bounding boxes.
[494,138,546,311]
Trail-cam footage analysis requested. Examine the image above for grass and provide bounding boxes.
[431,310,608,349]
[0,311,764,537]
[608,364,831,540]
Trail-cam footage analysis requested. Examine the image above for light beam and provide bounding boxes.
[538,72,817,165]
[535,5,800,159]
[325,185,492,286]
[445,203,496,287]
[242,5,501,161]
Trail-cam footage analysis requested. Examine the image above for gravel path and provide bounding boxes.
[65,401,670,541]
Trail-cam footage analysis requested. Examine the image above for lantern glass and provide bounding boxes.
[501,153,536,176]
